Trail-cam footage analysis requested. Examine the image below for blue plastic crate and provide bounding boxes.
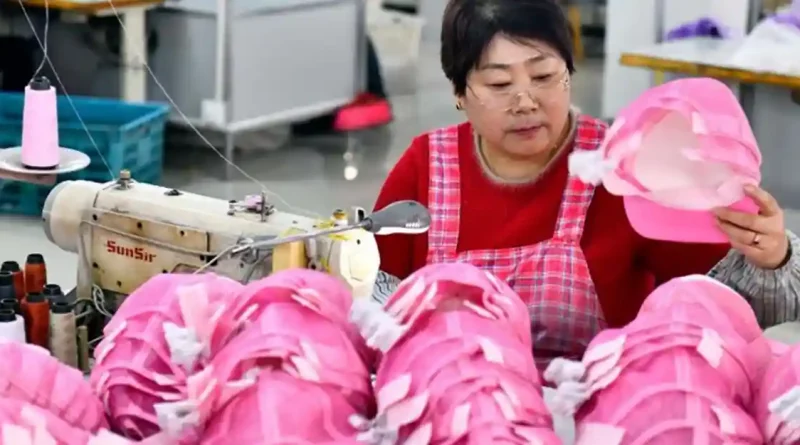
[0,93,169,215]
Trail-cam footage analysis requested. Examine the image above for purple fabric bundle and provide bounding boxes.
[665,18,729,41]
[771,0,800,28]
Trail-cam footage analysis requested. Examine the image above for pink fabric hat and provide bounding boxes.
[0,402,166,445]
[350,264,560,444]
[0,341,107,433]
[638,274,765,343]
[569,77,761,243]
[753,343,800,444]
[0,398,96,445]
[154,270,375,444]
[545,275,770,444]
[199,369,365,445]
[90,273,244,440]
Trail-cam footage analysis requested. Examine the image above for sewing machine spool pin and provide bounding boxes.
[226,193,276,219]
[115,170,133,190]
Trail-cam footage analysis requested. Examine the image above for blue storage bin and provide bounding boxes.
[0,93,169,216]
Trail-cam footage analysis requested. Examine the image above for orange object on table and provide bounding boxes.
[24,254,47,295]
[21,292,49,348]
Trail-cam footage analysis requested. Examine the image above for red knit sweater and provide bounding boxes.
[373,121,731,327]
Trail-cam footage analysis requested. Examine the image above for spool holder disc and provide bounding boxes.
[0,147,91,185]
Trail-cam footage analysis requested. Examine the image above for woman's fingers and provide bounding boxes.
[717,219,760,247]
[744,184,780,216]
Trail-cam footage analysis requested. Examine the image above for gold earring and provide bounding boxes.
[455,102,463,111]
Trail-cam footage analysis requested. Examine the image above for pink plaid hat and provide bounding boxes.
[0,341,106,433]
[350,264,559,444]
[0,399,167,445]
[0,398,97,445]
[569,77,761,243]
[753,343,800,444]
[199,369,365,445]
[545,275,770,444]
[638,274,766,344]
[155,270,375,444]
[90,273,243,440]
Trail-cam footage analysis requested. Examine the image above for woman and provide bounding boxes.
[372,0,800,366]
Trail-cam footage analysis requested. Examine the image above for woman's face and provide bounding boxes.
[460,35,571,158]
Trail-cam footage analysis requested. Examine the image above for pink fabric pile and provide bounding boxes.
[0,341,138,445]
[545,274,772,444]
[89,270,374,444]
[196,270,375,444]
[349,263,560,444]
[89,273,245,440]
[753,343,800,444]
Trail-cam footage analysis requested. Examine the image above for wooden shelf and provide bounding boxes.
[620,53,800,90]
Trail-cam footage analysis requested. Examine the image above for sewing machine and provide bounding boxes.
[40,170,429,307]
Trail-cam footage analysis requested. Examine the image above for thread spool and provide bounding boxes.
[77,326,89,373]
[22,292,49,348]
[0,298,19,314]
[0,273,16,302]
[42,284,64,304]
[0,309,26,343]
[49,301,77,368]
[24,254,47,295]
[0,262,24,301]
[20,77,60,170]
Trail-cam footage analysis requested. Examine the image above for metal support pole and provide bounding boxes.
[739,0,763,121]
[214,0,229,103]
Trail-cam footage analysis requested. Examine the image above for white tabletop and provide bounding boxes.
[622,37,800,79]
[624,38,744,67]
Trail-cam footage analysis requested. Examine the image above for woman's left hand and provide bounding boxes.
[715,185,790,270]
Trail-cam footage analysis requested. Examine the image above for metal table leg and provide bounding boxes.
[224,130,236,181]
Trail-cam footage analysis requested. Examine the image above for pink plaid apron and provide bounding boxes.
[426,116,608,367]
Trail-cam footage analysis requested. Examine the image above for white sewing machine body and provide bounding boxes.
[41,173,380,305]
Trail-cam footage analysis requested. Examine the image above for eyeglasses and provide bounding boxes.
[468,69,570,111]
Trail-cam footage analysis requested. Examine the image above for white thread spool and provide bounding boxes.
[0,309,26,343]
[48,300,77,368]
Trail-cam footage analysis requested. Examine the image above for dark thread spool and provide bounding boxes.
[0,262,24,301]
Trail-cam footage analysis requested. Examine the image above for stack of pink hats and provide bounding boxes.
[753,343,800,444]
[194,270,375,444]
[0,398,102,445]
[0,341,128,444]
[349,263,560,444]
[89,270,376,443]
[0,399,168,445]
[0,341,106,432]
[89,273,244,440]
[545,275,771,444]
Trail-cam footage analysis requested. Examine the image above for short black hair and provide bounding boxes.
[441,0,576,95]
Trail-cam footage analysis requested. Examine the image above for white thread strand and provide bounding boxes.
[16,0,320,218]
[31,0,48,78]
[15,0,328,312]
[101,0,319,218]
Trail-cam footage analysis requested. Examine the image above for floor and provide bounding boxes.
[3,44,800,442]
